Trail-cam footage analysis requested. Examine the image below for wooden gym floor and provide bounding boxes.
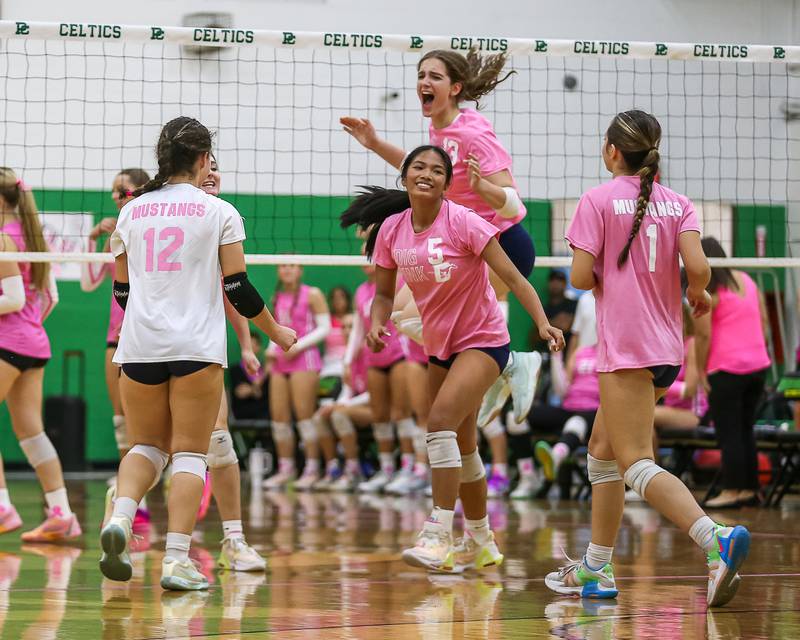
[0,477,797,639]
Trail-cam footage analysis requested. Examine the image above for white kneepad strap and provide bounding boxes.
[397,418,417,440]
[128,444,170,488]
[19,433,58,468]
[207,429,238,469]
[297,419,318,444]
[331,411,355,437]
[587,454,623,485]
[271,421,294,443]
[372,421,394,443]
[481,417,505,439]
[171,451,208,481]
[112,415,128,450]
[624,459,666,499]
[426,430,461,469]
[460,449,486,483]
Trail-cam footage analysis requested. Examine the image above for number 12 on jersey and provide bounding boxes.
[144,226,184,272]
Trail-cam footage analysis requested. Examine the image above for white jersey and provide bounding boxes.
[110,182,246,366]
[571,289,597,350]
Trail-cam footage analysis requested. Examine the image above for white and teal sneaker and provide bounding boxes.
[707,524,750,607]
[477,377,511,429]
[99,515,133,582]
[507,351,543,425]
[544,556,618,599]
[160,557,209,591]
[453,531,504,573]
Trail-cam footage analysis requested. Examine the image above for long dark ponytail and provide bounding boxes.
[607,110,662,268]
[340,145,453,258]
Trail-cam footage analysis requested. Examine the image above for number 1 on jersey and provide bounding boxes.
[646,224,657,272]
[144,226,184,272]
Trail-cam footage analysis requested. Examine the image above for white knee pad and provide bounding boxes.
[171,451,208,481]
[112,415,128,450]
[128,444,170,489]
[460,449,486,483]
[563,415,588,442]
[587,454,623,485]
[271,421,294,443]
[426,430,461,469]
[19,433,58,468]
[207,429,238,469]
[481,417,505,439]
[412,426,427,457]
[624,458,667,499]
[331,411,355,438]
[505,411,530,436]
[397,417,417,440]
[297,419,318,444]
[397,317,424,344]
[372,421,394,443]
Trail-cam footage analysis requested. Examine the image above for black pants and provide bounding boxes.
[708,369,767,491]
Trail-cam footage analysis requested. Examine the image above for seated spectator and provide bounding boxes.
[532,270,577,351]
[229,332,270,421]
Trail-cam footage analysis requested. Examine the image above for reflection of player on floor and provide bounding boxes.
[342,145,563,573]
[341,48,542,431]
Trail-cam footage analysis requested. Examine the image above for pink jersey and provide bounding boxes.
[321,315,348,377]
[566,176,700,372]
[429,109,525,233]
[0,219,51,358]
[373,200,509,360]
[707,272,771,375]
[354,279,405,369]
[665,337,709,416]
[350,348,368,395]
[271,284,322,374]
[562,345,600,412]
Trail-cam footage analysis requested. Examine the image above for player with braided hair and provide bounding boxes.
[545,109,751,608]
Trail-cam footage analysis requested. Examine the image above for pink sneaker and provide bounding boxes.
[20,508,82,543]
[197,472,213,521]
[0,505,22,535]
[132,508,151,536]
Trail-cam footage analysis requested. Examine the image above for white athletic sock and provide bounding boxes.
[465,516,492,544]
[345,458,360,475]
[222,520,244,541]
[552,443,570,466]
[413,461,428,478]
[401,453,415,471]
[689,515,718,553]
[517,457,535,477]
[426,506,454,534]
[492,462,508,478]
[44,488,72,517]
[585,542,614,570]
[303,458,320,475]
[111,496,138,524]
[0,489,10,508]
[277,458,295,474]
[165,532,192,562]
[379,453,395,476]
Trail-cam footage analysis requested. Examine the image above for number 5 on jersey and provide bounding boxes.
[427,238,453,283]
[144,226,184,272]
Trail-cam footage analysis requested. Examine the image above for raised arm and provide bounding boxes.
[481,239,565,351]
[340,117,406,169]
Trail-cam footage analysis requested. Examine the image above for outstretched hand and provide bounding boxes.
[340,116,378,150]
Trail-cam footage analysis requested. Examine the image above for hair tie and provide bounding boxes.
[15,178,31,192]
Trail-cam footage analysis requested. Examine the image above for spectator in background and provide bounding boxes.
[694,237,770,508]
[229,332,270,421]
[532,270,576,351]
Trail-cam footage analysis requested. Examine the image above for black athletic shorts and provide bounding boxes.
[368,357,405,375]
[429,344,510,375]
[0,348,49,373]
[649,364,682,389]
[121,361,213,385]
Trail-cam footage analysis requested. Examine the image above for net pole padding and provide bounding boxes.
[2,252,800,269]
[0,20,797,63]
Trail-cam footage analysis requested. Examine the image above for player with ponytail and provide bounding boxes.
[545,110,751,608]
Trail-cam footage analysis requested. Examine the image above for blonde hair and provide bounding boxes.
[0,167,49,290]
